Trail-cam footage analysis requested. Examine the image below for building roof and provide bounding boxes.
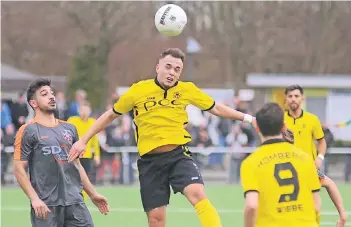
[1,64,66,93]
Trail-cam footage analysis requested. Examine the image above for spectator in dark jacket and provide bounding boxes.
[10,93,29,131]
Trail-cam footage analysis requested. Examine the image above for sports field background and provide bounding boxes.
[1,184,350,227]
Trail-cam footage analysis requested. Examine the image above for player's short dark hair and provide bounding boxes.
[285,84,304,95]
[26,78,52,105]
[256,102,284,137]
[159,48,185,62]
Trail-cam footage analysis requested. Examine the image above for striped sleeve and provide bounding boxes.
[14,124,35,161]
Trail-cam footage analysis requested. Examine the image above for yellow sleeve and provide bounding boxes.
[92,134,100,157]
[240,158,259,197]
[312,116,324,140]
[188,83,215,111]
[113,84,137,115]
[306,155,321,192]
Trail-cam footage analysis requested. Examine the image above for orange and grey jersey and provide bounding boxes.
[14,119,83,206]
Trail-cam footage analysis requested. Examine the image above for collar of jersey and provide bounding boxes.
[154,77,178,90]
[287,109,304,119]
[261,138,286,146]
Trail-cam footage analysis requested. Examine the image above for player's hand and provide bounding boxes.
[315,158,323,169]
[336,212,348,227]
[31,198,51,219]
[94,156,101,167]
[68,139,87,162]
[283,128,294,144]
[90,193,109,215]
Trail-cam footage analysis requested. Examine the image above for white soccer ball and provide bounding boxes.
[155,4,187,37]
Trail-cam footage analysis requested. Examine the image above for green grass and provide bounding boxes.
[1,184,351,227]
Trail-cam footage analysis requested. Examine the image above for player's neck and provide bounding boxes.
[80,116,89,121]
[288,108,303,119]
[34,111,57,127]
[261,135,284,143]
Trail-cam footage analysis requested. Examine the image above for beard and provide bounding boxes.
[288,103,299,111]
[39,106,57,114]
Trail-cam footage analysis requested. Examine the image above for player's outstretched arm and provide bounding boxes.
[68,109,119,162]
[14,160,51,219]
[321,177,348,226]
[209,103,255,125]
[244,191,258,227]
[74,159,109,215]
[315,138,327,169]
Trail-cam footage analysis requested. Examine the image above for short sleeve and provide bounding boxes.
[312,116,324,140]
[306,156,321,192]
[240,158,259,197]
[188,83,215,111]
[113,85,137,115]
[14,125,34,161]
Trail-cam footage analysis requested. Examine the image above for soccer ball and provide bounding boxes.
[155,4,187,36]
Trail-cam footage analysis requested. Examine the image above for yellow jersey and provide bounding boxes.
[113,78,215,156]
[284,110,324,159]
[67,116,100,159]
[240,138,321,227]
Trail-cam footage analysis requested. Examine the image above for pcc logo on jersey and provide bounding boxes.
[143,93,183,111]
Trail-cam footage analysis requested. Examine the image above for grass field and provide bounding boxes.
[1,184,351,227]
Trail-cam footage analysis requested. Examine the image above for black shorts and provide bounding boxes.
[31,203,94,227]
[80,158,92,175]
[137,145,204,212]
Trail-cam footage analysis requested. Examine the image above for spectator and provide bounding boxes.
[67,89,86,118]
[10,92,29,131]
[97,104,122,185]
[226,123,252,183]
[55,91,67,120]
[193,127,213,167]
[1,124,15,185]
[97,127,120,185]
[1,102,12,131]
[322,124,335,175]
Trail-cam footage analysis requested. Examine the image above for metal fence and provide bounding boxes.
[3,146,351,185]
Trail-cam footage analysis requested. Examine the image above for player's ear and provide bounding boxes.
[254,124,260,134]
[29,99,37,108]
[156,63,160,74]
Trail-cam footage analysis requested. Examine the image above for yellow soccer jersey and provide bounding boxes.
[284,110,324,159]
[241,138,321,227]
[67,116,100,159]
[113,78,215,156]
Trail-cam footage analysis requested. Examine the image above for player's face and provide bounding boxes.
[285,89,304,111]
[30,86,56,113]
[156,55,183,89]
[79,105,91,119]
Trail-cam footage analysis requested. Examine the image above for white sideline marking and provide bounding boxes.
[1,207,350,215]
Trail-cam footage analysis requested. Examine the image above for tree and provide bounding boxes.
[59,1,156,108]
[68,45,102,110]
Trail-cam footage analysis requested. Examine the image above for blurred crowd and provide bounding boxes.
[2,89,351,186]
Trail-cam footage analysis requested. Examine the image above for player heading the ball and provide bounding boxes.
[69,48,257,227]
